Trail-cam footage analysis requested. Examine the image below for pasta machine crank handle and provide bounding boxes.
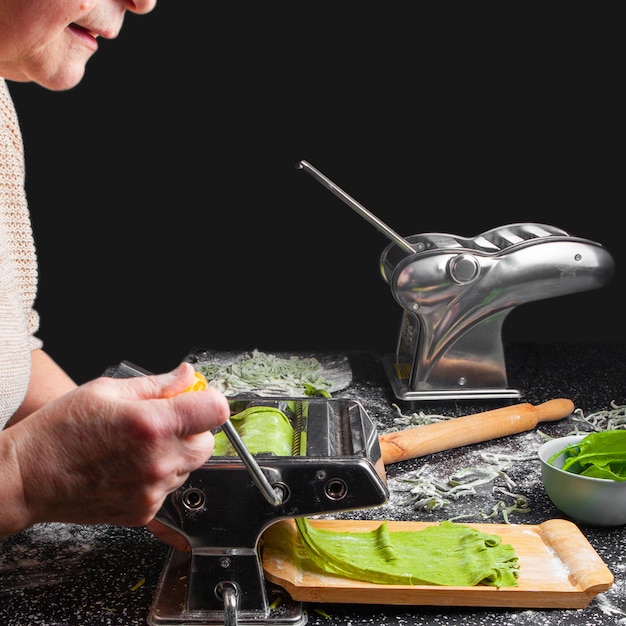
[220,419,283,506]
[296,159,418,254]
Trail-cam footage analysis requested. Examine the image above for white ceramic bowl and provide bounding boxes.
[538,434,626,527]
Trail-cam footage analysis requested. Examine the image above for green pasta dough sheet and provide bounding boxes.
[264,518,519,587]
[213,406,294,456]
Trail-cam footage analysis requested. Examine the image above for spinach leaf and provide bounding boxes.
[548,430,626,481]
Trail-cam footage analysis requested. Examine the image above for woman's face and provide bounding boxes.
[0,0,157,91]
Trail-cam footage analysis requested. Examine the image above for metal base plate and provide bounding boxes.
[383,354,522,401]
[147,548,307,626]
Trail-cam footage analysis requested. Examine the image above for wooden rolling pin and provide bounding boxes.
[379,398,574,465]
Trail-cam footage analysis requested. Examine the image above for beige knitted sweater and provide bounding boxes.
[0,78,43,429]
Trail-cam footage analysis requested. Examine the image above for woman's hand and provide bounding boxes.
[0,363,229,537]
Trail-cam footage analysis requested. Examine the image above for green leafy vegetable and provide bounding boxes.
[303,383,331,398]
[548,430,626,481]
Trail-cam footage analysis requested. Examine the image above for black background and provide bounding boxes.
[8,4,623,384]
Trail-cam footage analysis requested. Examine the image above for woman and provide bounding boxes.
[0,0,229,544]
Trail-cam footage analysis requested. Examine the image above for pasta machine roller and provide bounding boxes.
[103,363,388,626]
[297,161,615,401]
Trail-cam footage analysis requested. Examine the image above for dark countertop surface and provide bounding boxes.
[1,343,625,626]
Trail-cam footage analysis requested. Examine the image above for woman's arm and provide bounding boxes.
[6,349,78,426]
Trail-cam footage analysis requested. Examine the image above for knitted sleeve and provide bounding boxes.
[1,78,43,426]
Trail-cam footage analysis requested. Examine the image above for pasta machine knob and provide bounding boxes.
[448,253,480,284]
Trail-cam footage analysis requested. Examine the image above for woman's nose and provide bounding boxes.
[127,0,158,15]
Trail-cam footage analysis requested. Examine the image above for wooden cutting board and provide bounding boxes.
[262,518,613,609]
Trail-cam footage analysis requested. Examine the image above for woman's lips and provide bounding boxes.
[68,23,99,52]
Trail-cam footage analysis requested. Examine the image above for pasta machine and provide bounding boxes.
[377,223,615,400]
[297,161,615,401]
[104,361,388,626]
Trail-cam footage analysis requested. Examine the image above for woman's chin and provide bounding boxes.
[30,60,89,92]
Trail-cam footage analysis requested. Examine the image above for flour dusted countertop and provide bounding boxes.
[1,344,625,626]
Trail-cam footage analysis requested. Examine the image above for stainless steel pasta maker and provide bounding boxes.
[104,361,388,626]
[297,161,615,401]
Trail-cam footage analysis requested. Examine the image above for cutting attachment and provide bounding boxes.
[104,361,388,626]
[379,223,615,400]
[297,162,615,401]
